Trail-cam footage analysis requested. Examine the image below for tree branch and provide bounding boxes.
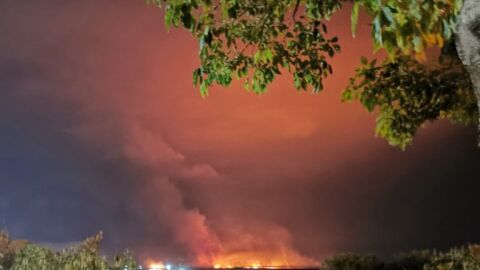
[292,0,300,22]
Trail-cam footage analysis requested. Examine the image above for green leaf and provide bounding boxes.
[412,35,423,53]
[442,19,452,40]
[382,6,395,26]
[360,56,368,65]
[372,15,383,49]
[351,2,360,37]
[200,82,209,97]
[192,69,202,85]
[264,49,273,62]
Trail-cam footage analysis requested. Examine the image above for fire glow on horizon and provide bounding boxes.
[145,252,320,270]
[144,227,320,270]
[144,262,320,270]
[146,262,181,270]
[145,261,305,269]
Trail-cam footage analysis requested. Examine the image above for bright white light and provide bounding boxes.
[166,264,172,270]
[149,262,165,270]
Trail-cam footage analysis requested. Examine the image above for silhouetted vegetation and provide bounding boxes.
[0,231,136,270]
[323,245,480,270]
[1,230,480,270]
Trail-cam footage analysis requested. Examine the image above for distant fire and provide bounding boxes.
[214,262,262,269]
[144,262,319,270]
[210,252,311,269]
[145,231,319,269]
[149,263,164,269]
[144,222,318,269]
[145,262,319,270]
[146,260,172,270]
[145,252,318,270]
[212,256,278,269]
[213,262,262,269]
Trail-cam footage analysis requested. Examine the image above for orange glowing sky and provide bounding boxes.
[0,0,479,265]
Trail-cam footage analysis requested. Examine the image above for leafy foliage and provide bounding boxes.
[1,232,138,270]
[352,0,463,59]
[425,246,480,270]
[0,232,28,270]
[386,250,433,270]
[322,246,480,270]
[0,231,14,270]
[55,232,109,270]
[343,47,478,148]
[147,0,342,95]
[323,254,382,270]
[10,244,59,270]
[147,0,478,148]
[111,250,138,269]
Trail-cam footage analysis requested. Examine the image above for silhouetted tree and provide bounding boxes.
[323,254,382,270]
[5,232,138,270]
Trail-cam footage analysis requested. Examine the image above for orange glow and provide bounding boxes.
[148,261,165,269]
[249,262,261,269]
[210,250,317,269]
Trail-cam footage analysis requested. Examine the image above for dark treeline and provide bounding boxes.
[0,231,136,270]
[323,246,480,270]
[1,231,480,270]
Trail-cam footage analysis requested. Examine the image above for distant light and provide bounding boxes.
[166,264,172,270]
[149,262,165,270]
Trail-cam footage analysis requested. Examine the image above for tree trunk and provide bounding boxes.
[456,0,480,145]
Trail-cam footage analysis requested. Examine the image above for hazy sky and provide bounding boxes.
[1,0,479,265]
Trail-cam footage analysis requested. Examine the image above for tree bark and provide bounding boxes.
[456,0,480,145]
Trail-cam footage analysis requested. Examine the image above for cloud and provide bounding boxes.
[123,125,186,164]
[182,164,219,179]
[67,118,223,263]
[140,177,222,264]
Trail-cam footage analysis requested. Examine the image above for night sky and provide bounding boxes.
[1,0,480,266]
